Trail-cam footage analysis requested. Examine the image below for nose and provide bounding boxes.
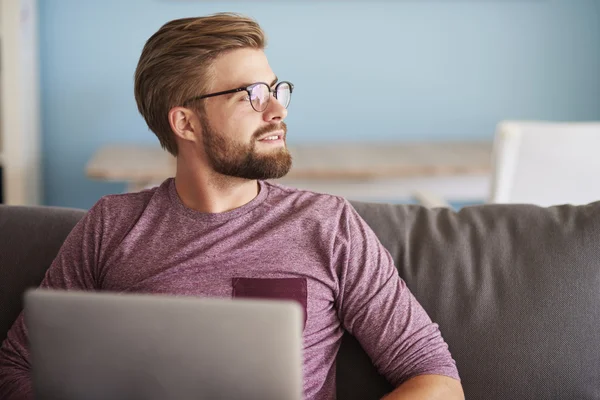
[262,94,288,122]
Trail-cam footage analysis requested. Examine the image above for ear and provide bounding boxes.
[168,106,201,143]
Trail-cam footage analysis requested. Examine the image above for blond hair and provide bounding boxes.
[134,13,266,156]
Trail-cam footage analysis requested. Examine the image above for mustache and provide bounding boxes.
[252,122,287,140]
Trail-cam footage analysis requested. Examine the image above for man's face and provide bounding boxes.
[197,48,292,180]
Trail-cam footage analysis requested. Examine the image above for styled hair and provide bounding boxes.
[134,13,266,156]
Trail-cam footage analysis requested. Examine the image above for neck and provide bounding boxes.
[174,155,260,214]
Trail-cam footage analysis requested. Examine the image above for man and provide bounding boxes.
[0,13,463,399]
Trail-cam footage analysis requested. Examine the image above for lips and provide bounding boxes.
[257,130,285,141]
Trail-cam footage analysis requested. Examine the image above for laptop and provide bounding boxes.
[24,289,304,400]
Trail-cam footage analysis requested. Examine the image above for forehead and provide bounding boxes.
[209,48,275,91]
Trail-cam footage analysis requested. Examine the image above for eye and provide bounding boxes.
[240,93,251,102]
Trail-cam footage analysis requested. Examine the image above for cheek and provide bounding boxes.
[229,113,262,142]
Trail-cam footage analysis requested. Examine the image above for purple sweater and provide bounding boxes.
[0,178,459,399]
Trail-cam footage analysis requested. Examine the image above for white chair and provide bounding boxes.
[414,121,600,208]
[489,121,600,206]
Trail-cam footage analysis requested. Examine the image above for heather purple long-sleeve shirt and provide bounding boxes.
[0,178,459,399]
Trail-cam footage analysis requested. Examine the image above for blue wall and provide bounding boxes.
[39,0,600,209]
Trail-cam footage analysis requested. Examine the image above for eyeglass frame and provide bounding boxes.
[182,81,294,112]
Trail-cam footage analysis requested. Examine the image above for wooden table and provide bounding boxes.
[86,141,493,202]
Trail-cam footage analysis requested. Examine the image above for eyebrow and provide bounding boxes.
[237,76,279,90]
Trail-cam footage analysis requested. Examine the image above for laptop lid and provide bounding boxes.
[25,289,303,400]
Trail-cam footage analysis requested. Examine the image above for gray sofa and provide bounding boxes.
[1,201,600,399]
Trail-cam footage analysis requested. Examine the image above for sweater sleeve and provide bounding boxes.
[334,200,460,387]
[0,199,106,399]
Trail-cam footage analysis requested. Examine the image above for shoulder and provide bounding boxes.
[95,188,156,218]
[261,181,360,234]
[86,180,168,228]
[264,180,351,215]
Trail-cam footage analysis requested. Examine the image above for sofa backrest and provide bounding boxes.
[2,202,600,400]
[346,200,600,400]
[0,205,86,343]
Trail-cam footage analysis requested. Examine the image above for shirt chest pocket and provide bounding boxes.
[232,277,308,329]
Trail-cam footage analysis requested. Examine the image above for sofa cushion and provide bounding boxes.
[344,200,600,399]
[0,205,86,343]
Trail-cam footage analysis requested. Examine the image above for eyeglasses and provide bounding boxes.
[183,81,294,112]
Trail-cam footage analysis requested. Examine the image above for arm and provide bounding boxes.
[382,374,464,399]
[334,200,463,398]
[0,201,106,399]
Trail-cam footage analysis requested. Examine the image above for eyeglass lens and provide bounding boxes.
[249,82,292,112]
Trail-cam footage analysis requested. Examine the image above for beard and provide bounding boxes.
[201,119,292,180]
